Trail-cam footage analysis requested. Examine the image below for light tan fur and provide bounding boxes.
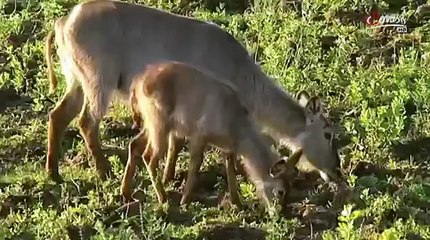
[45,30,56,94]
[120,62,300,207]
[157,90,339,185]
[45,0,342,182]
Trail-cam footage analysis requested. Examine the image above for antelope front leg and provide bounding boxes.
[121,130,148,202]
[225,153,242,208]
[163,135,185,184]
[180,138,205,205]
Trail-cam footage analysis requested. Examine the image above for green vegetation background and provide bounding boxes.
[0,0,430,239]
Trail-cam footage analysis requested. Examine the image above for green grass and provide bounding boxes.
[1,0,430,239]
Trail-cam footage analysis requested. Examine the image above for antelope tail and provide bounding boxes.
[45,30,57,94]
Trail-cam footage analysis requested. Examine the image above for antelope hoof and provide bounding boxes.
[131,189,146,202]
[180,195,192,206]
[121,191,133,203]
[120,183,132,203]
[48,171,64,184]
[135,158,145,170]
[157,191,168,204]
[230,197,243,209]
[162,172,174,185]
[97,160,113,180]
[132,122,140,130]
[98,166,113,181]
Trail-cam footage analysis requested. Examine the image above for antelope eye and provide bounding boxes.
[324,132,332,140]
[276,189,286,198]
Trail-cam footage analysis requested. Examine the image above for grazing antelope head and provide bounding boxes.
[254,149,303,207]
[296,90,342,182]
[272,90,343,183]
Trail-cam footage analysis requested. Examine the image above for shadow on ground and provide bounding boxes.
[0,178,99,218]
[197,223,266,240]
[390,136,430,164]
[0,88,32,113]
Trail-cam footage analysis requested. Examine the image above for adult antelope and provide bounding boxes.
[45,0,342,182]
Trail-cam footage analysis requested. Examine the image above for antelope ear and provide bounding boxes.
[296,90,311,107]
[305,96,323,115]
[327,124,342,135]
[270,159,288,179]
[284,149,303,168]
[270,149,303,178]
[262,132,277,147]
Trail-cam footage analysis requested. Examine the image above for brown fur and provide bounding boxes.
[121,62,299,207]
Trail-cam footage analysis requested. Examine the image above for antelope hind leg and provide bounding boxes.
[46,85,84,182]
[77,101,112,180]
